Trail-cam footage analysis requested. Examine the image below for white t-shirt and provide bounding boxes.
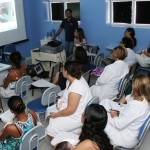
[57,76,92,116]
[124,48,136,68]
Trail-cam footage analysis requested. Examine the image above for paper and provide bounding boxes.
[0,109,15,123]
[32,79,56,88]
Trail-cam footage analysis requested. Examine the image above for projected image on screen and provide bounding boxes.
[0,0,17,33]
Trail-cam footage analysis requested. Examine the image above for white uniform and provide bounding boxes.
[136,53,150,67]
[101,95,150,148]
[90,60,129,101]
[124,48,137,68]
[46,77,92,137]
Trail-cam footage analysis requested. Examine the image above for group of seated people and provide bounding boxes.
[0,27,150,150]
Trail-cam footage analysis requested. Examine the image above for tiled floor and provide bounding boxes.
[0,76,150,150]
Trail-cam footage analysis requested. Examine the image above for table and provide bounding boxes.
[0,63,11,85]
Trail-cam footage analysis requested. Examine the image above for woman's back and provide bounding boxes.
[6,113,35,150]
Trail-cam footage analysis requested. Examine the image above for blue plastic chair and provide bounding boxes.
[114,74,129,102]
[86,96,99,107]
[27,86,61,122]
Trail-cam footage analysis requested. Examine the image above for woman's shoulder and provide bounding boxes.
[74,139,100,150]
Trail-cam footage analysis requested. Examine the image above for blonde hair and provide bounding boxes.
[112,46,127,60]
[131,75,150,103]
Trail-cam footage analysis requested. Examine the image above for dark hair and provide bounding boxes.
[112,46,127,60]
[65,8,72,14]
[9,51,22,69]
[75,28,85,43]
[79,104,113,150]
[55,141,71,150]
[125,28,137,47]
[64,61,82,79]
[74,46,88,64]
[122,37,134,49]
[8,96,26,114]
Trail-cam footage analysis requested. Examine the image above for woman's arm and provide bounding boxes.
[28,110,38,125]
[3,71,14,88]
[50,92,81,118]
[0,125,14,141]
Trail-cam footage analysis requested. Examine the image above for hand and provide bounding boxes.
[110,110,119,118]
[49,112,58,118]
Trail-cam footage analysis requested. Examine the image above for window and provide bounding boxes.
[50,0,80,22]
[106,0,150,27]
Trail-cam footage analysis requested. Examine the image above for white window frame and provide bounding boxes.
[106,0,150,28]
[50,0,80,24]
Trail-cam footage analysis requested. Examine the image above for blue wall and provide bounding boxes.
[17,0,150,57]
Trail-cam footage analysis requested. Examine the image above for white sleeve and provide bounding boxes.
[69,80,83,96]
[96,65,113,85]
[108,103,137,129]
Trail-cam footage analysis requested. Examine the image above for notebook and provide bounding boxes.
[33,63,49,78]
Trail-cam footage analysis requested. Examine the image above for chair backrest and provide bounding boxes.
[116,74,129,100]
[41,85,61,106]
[4,44,16,53]
[82,70,91,84]
[137,115,150,143]
[87,45,99,54]
[93,52,104,67]
[86,96,99,107]
[20,125,46,150]
[15,75,32,98]
[25,56,32,67]
[49,62,61,82]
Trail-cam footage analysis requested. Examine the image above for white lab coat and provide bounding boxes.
[124,48,137,68]
[101,96,150,148]
[136,53,150,67]
[90,60,129,101]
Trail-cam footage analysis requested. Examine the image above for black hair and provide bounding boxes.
[122,37,134,49]
[55,141,71,150]
[64,61,82,79]
[9,51,22,69]
[126,28,137,47]
[79,104,113,150]
[8,96,26,114]
[65,8,72,14]
[74,46,88,64]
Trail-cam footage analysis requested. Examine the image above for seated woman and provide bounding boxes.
[74,104,113,150]
[53,46,91,90]
[53,104,113,150]
[124,27,137,48]
[46,61,92,137]
[0,96,37,150]
[90,46,129,101]
[74,28,87,50]
[101,74,150,148]
[120,37,136,68]
[0,51,26,111]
